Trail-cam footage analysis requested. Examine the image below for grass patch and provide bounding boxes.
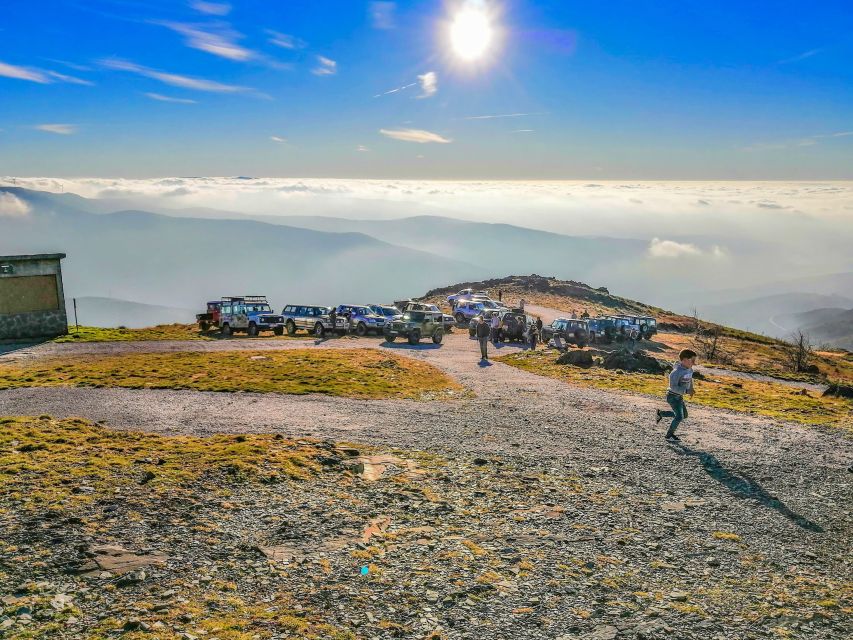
[0,349,463,400]
[497,351,853,431]
[53,324,310,343]
[0,416,321,509]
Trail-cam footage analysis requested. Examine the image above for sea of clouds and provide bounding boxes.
[3,177,852,302]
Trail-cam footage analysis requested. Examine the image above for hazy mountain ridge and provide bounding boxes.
[776,307,853,350]
[1,188,483,311]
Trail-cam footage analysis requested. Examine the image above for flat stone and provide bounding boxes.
[83,545,167,576]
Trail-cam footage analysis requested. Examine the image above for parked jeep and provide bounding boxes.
[605,315,641,341]
[542,318,590,347]
[218,296,284,336]
[637,316,658,339]
[398,302,455,332]
[587,318,616,344]
[335,304,387,336]
[500,310,533,342]
[447,289,475,307]
[281,305,347,338]
[384,310,445,345]
[196,300,222,332]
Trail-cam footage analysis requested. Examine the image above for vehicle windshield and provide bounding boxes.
[403,311,425,322]
[377,307,398,316]
[245,304,271,312]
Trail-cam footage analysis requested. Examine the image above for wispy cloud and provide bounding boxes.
[270,136,287,143]
[357,145,369,152]
[189,0,231,16]
[464,112,542,120]
[100,58,250,93]
[158,21,252,61]
[743,130,853,152]
[513,129,535,133]
[35,124,76,135]
[145,92,198,104]
[0,61,50,83]
[373,82,417,98]
[418,71,437,98]
[0,192,31,218]
[0,60,92,85]
[778,47,823,64]
[379,128,451,144]
[370,2,396,29]
[266,30,306,50]
[312,56,337,76]
[45,71,94,86]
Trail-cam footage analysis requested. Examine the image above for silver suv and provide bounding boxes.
[369,304,403,322]
[453,300,488,324]
[281,305,346,338]
[336,304,387,336]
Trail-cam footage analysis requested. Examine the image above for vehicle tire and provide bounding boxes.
[221,323,232,337]
[248,323,258,337]
[432,330,444,344]
[384,333,396,343]
[314,323,325,339]
[273,326,284,336]
[199,321,209,332]
[455,312,465,324]
[356,322,367,337]
[408,330,420,345]
[286,321,296,336]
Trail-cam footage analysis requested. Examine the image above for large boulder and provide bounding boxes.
[557,350,594,367]
[600,348,669,374]
[823,383,853,399]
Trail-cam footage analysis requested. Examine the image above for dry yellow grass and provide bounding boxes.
[0,349,464,400]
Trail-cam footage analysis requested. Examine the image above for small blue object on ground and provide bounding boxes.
[360,566,369,575]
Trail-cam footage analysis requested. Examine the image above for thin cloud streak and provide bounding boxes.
[373,82,417,98]
[370,2,396,29]
[464,112,543,120]
[100,58,251,93]
[270,136,287,143]
[158,21,252,61]
[266,30,306,49]
[312,56,337,76]
[379,128,451,144]
[778,47,823,64]
[1,60,92,85]
[189,1,231,16]
[145,92,198,104]
[743,130,853,152]
[35,124,76,135]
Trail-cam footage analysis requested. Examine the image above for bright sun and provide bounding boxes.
[450,8,493,60]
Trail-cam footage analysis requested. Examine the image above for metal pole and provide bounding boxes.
[73,298,79,333]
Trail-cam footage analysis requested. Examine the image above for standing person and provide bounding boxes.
[490,312,501,344]
[535,316,543,343]
[476,315,490,360]
[571,310,578,319]
[328,307,337,338]
[656,349,697,441]
[581,309,590,319]
[498,290,503,302]
[519,298,526,311]
[528,321,538,350]
[345,308,354,335]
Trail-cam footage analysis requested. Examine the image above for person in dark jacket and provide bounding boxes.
[475,316,490,360]
[535,316,543,343]
[528,323,539,350]
[328,308,337,337]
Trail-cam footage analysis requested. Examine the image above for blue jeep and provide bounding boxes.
[336,304,387,336]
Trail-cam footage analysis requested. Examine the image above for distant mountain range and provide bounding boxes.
[66,297,196,329]
[775,307,853,351]
[0,187,481,315]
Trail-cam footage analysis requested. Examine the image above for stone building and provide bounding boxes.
[0,253,68,340]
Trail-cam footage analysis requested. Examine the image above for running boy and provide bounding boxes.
[656,348,696,441]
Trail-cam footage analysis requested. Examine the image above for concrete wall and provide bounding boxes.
[0,254,68,340]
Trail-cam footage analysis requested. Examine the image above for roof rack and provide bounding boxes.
[221,295,269,303]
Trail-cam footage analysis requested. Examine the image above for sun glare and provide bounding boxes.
[450,8,493,60]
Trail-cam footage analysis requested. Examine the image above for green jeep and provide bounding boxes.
[383,310,445,345]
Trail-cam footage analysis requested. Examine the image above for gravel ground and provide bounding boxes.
[1,329,851,639]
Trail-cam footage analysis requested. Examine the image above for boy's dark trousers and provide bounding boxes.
[660,391,688,437]
[478,336,489,359]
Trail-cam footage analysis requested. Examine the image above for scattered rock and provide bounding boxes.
[600,349,669,374]
[557,350,594,367]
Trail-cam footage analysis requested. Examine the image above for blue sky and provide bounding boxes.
[1,0,852,179]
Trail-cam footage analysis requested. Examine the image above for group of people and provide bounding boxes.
[474,313,544,360]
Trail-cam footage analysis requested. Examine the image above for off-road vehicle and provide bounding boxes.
[606,315,641,341]
[384,310,445,345]
[281,305,347,338]
[218,296,284,336]
[454,300,488,324]
[587,318,617,344]
[499,309,532,342]
[335,304,387,336]
[542,318,590,347]
[196,300,222,332]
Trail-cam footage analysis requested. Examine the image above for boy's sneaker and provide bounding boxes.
[665,433,681,442]
[655,410,663,424]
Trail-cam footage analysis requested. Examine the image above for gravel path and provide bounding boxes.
[1,328,851,638]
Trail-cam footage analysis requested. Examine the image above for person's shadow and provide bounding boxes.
[674,444,824,533]
[478,359,493,368]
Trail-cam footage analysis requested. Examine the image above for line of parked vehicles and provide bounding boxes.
[446,288,658,347]
[194,289,658,349]
[195,296,454,344]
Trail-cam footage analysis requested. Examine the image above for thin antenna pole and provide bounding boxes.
[73,298,79,333]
